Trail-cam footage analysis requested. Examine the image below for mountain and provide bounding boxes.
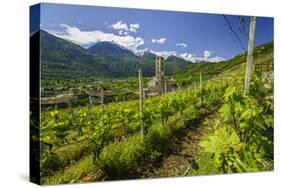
[40,30,113,80]
[138,53,192,76]
[88,41,141,76]
[38,30,195,80]
[165,55,192,74]
[176,41,274,84]
[89,41,138,59]
[142,51,156,59]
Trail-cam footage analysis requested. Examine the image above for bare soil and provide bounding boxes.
[139,113,215,178]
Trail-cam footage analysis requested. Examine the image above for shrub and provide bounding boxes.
[189,153,220,176]
[98,135,145,178]
[42,155,94,185]
[145,123,172,153]
[41,141,90,176]
[199,125,243,173]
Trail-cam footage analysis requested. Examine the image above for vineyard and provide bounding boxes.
[37,43,273,184]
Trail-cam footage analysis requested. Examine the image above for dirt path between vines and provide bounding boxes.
[82,113,217,182]
[139,113,216,178]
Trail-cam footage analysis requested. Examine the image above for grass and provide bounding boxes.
[96,103,205,179]
[42,155,95,185]
[42,84,220,183]
[41,140,91,176]
[98,135,146,178]
[175,41,273,85]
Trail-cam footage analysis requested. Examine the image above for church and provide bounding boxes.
[144,56,179,97]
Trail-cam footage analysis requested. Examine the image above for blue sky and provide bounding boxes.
[32,3,273,62]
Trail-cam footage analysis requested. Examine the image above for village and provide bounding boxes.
[41,56,180,109]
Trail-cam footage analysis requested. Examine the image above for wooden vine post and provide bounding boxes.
[164,82,167,95]
[68,100,80,135]
[244,16,256,95]
[138,69,144,139]
[87,95,93,121]
[100,87,104,126]
[199,71,202,106]
[220,72,223,94]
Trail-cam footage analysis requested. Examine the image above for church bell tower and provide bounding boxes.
[155,56,164,93]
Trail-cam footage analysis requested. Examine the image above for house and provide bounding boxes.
[41,93,77,108]
[89,90,117,104]
[41,87,65,97]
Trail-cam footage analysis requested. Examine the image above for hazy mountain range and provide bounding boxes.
[34,30,195,80]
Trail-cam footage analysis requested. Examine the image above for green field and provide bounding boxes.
[38,42,274,184]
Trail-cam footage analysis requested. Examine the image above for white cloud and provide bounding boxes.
[136,48,225,63]
[109,21,128,31]
[204,50,213,59]
[136,48,177,59]
[118,30,129,36]
[47,24,144,53]
[176,43,187,48]
[179,50,225,63]
[151,50,177,59]
[206,56,226,62]
[109,21,140,33]
[129,23,140,33]
[177,50,225,63]
[202,50,225,62]
[45,24,225,63]
[151,38,167,44]
[179,53,200,63]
